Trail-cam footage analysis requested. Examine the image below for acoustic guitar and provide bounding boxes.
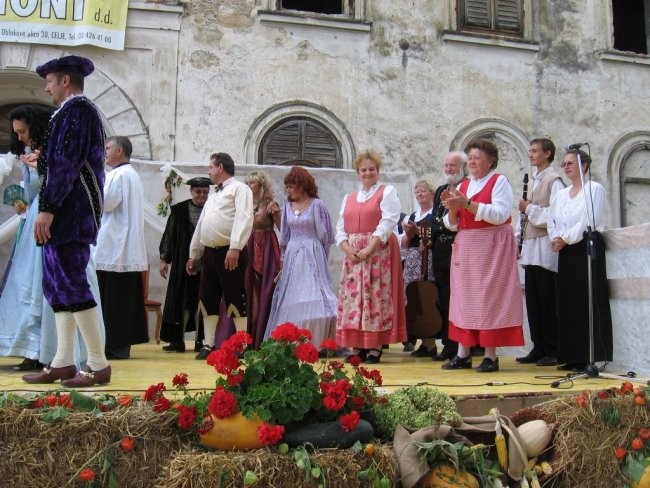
[404,221,443,338]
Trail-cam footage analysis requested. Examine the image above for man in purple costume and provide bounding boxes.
[23,55,111,387]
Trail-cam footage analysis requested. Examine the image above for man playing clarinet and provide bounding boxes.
[516,138,565,367]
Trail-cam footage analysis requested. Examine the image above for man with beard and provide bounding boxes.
[159,177,212,353]
[429,151,468,361]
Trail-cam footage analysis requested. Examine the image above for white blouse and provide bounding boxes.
[548,180,607,245]
[335,183,401,246]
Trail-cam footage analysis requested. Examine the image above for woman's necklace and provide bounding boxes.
[292,198,310,218]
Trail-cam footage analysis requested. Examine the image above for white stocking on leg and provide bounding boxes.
[233,317,247,333]
[202,315,219,347]
[457,343,471,359]
[73,307,109,370]
[50,312,76,368]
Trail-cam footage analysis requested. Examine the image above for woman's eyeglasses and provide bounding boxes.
[560,161,577,168]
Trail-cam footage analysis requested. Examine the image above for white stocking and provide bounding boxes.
[457,343,471,359]
[73,307,109,370]
[50,312,76,368]
[202,314,219,347]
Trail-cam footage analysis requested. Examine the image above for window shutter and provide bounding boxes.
[495,0,522,33]
[260,118,342,167]
[462,0,490,28]
[262,121,301,165]
[303,121,340,168]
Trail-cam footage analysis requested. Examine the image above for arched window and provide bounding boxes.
[259,117,343,168]
[620,146,650,226]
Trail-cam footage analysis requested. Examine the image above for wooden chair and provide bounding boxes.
[142,266,163,344]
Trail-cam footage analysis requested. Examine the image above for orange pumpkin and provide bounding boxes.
[198,412,264,450]
[419,464,480,488]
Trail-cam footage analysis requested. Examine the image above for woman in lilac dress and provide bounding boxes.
[264,167,337,350]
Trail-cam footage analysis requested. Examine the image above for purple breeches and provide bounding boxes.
[43,241,96,312]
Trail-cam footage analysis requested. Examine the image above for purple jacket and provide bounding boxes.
[38,96,105,246]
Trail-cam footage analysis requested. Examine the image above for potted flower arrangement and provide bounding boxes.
[144,322,384,450]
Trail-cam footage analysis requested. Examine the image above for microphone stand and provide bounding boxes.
[551,147,649,388]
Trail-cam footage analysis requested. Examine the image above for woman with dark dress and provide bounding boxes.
[548,149,612,371]
[244,170,281,348]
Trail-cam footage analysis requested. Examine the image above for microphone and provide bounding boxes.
[565,142,588,150]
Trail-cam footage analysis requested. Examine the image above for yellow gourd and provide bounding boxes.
[198,412,264,450]
[633,465,650,488]
[420,464,480,488]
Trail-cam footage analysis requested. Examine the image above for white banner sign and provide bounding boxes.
[0,0,129,51]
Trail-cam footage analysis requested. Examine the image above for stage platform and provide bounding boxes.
[1,341,644,416]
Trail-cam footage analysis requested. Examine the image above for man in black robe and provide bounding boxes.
[159,177,211,352]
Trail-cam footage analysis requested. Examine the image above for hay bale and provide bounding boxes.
[156,445,397,488]
[0,403,190,487]
[0,402,397,487]
[536,392,648,487]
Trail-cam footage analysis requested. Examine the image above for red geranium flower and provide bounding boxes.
[295,342,319,363]
[176,405,198,430]
[79,467,96,482]
[172,373,189,387]
[257,423,285,446]
[153,395,172,412]
[119,437,135,452]
[207,348,241,375]
[320,339,338,351]
[339,410,360,432]
[270,322,302,342]
[227,370,244,386]
[208,386,238,418]
[347,355,362,367]
[144,382,166,401]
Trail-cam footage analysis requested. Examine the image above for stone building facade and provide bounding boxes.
[0,0,648,372]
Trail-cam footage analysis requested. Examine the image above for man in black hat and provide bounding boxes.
[24,55,111,387]
[159,176,212,352]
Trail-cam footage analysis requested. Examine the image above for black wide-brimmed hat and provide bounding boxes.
[36,55,95,78]
[186,177,212,188]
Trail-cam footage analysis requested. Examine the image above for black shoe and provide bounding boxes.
[402,342,415,352]
[557,362,586,371]
[162,342,186,353]
[516,353,543,364]
[476,357,499,373]
[194,341,203,353]
[381,344,389,350]
[365,349,382,364]
[441,355,472,370]
[433,347,457,362]
[411,345,437,358]
[195,345,215,360]
[536,356,558,366]
[13,358,44,371]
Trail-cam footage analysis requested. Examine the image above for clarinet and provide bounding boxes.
[518,173,529,253]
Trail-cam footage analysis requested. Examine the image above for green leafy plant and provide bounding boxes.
[372,385,463,440]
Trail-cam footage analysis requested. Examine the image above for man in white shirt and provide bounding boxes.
[516,138,565,366]
[187,153,253,359]
[94,136,149,359]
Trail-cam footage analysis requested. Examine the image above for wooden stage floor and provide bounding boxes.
[1,342,641,405]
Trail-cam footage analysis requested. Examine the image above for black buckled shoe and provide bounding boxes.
[365,349,382,364]
[516,353,543,364]
[475,357,499,373]
[195,345,216,360]
[162,342,186,353]
[433,347,457,362]
[411,345,437,358]
[441,355,472,370]
[536,356,558,366]
[13,358,44,371]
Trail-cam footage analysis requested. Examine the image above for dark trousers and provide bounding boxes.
[199,246,248,317]
[524,265,559,358]
[433,266,456,351]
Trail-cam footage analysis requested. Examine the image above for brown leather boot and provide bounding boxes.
[61,365,111,388]
[22,364,77,384]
